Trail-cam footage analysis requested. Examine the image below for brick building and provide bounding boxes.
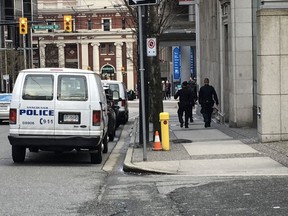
[32,0,137,90]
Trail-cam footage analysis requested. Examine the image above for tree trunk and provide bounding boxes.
[147,6,163,137]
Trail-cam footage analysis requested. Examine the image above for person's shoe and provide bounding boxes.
[205,122,208,128]
[185,125,189,128]
[190,118,193,123]
[208,122,211,127]
[180,123,183,128]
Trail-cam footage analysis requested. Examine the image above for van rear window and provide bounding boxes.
[22,75,53,100]
[108,84,120,92]
[58,75,88,101]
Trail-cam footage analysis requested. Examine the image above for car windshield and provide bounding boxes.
[0,94,12,102]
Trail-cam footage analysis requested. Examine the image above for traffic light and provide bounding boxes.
[19,17,28,35]
[64,15,72,32]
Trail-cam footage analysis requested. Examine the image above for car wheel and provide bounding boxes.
[103,133,108,153]
[109,129,115,141]
[12,146,26,163]
[91,144,102,164]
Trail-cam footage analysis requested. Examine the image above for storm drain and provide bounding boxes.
[172,139,192,144]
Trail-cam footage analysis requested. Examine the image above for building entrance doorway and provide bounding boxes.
[101,65,115,80]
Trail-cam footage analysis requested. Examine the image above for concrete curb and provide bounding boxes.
[123,147,176,174]
[122,117,175,174]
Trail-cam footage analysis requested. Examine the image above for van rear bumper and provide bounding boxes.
[8,135,101,149]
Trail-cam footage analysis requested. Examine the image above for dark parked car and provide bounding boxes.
[104,88,117,141]
[127,89,136,100]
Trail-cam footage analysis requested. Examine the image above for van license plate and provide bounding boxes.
[63,114,79,123]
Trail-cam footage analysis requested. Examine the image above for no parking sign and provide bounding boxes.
[147,38,156,57]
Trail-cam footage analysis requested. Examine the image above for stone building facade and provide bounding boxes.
[32,0,137,90]
[199,0,288,142]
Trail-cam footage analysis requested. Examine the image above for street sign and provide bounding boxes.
[128,0,158,6]
[32,25,60,30]
[147,38,156,56]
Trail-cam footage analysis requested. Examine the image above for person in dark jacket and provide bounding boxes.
[188,77,197,122]
[174,81,195,128]
[198,78,219,128]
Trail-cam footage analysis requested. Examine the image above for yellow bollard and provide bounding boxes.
[159,112,170,151]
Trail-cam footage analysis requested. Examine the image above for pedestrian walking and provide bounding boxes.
[188,76,197,122]
[162,81,166,100]
[198,78,219,128]
[165,80,171,99]
[174,81,194,128]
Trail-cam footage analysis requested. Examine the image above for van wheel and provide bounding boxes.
[12,146,26,163]
[103,133,108,153]
[91,146,102,164]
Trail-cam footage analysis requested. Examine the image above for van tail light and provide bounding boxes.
[93,110,101,126]
[10,109,17,124]
[121,99,127,107]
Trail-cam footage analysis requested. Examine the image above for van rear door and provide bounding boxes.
[54,74,90,136]
[18,74,55,135]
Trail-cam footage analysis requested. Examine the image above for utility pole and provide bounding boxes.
[0,0,4,92]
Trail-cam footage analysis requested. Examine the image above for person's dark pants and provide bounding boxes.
[178,104,190,127]
[188,104,194,121]
[201,106,213,127]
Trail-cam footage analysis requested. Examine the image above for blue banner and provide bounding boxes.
[190,47,194,78]
[173,46,181,80]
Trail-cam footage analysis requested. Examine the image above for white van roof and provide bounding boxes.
[101,80,123,84]
[20,68,96,75]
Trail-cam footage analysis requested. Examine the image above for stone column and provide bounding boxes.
[91,42,100,73]
[57,43,65,68]
[257,9,288,142]
[126,41,134,90]
[81,42,89,69]
[39,44,46,68]
[115,42,123,82]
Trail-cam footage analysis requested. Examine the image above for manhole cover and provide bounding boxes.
[172,139,192,144]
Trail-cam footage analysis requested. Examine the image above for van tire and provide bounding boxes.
[91,143,102,164]
[12,146,26,163]
[103,133,108,153]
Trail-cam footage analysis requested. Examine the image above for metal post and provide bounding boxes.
[138,6,147,161]
[195,0,200,87]
[23,35,27,69]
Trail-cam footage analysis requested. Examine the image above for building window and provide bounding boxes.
[100,43,106,54]
[103,19,110,31]
[88,19,92,30]
[122,18,126,30]
[100,43,115,55]
[108,43,114,54]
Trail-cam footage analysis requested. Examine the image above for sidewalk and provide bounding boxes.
[123,100,288,176]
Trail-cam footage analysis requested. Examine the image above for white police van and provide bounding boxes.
[8,68,108,164]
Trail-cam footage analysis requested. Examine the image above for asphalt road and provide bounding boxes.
[1,101,288,215]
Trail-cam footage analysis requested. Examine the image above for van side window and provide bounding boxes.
[58,75,88,101]
[22,75,54,100]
